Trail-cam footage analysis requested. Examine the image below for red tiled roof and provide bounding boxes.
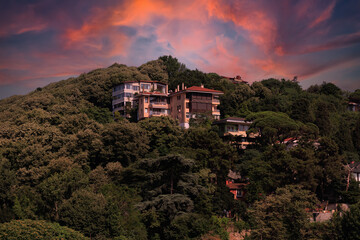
[226,182,248,190]
[185,86,223,93]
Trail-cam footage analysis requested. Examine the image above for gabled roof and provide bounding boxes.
[226,182,248,190]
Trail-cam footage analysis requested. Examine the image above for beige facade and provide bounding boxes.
[112,81,223,128]
[112,80,168,117]
[213,117,258,149]
[136,93,170,119]
[169,84,223,128]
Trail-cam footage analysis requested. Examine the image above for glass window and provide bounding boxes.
[125,84,131,89]
[141,84,150,90]
[114,85,124,91]
[145,108,148,113]
[133,86,139,91]
[145,97,148,103]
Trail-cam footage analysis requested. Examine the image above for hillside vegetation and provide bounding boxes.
[0,56,359,239]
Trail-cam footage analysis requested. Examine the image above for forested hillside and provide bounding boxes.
[0,56,359,239]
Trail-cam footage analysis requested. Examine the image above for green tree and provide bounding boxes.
[139,116,182,156]
[0,219,88,240]
[249,185,318,240]
[139,59,169,83]
[158,55,186,80]
[246,111,300,145]
[100,122,150,167]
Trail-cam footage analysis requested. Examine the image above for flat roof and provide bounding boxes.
[122,80,167,84]
[213,117,252,125]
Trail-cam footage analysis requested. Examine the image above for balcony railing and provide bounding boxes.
[150,101,167,105]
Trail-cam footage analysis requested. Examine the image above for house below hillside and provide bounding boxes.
[348,101,360,112]
[226,170,248,200]
[213,117,258,149]
[112,81,223,128]
[221,75,248,84]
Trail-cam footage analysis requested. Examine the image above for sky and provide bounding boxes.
[1,0,360,99]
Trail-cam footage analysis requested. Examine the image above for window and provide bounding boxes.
[186,113,190,118]
[141,84,150,90]
[125,93,133,98]
[113,85,124,92]
[145,108,148,113]
[113,102,124,109]
[177,95,181,100]
[133,86,139,91]
[113,93,124,100]
[236,190,243,198]
[191,102,212,113]
[125,84,131,89]
[186,103,189,108]
[145,97,148,103]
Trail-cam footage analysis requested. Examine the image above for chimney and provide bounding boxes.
[177,85,180,91]
[181,82,184,90]
[201,84,204,88]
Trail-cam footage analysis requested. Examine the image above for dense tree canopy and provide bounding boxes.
[0,56,359,239]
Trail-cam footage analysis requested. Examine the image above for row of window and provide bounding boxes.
[226,125,249,132]
[113,102,132,109]
[113,84,147,92]
[113,93,134,100]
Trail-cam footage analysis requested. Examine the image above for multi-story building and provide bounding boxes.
[112,81,223,128]
[213,117,257,149]
[169,83,223,128]
[136,91,170,119]
[112,80,168,117]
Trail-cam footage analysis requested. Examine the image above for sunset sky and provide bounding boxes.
[1,0,360,99]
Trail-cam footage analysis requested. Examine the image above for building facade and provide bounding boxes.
[169,84,222,128]
[213,117,257,149]
[112,80,168,117]
[112,81,223,128]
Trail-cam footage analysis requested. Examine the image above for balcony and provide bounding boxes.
[149,102,168,108]
[150,110,169,116]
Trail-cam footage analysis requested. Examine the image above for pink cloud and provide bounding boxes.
[309,0,336,28]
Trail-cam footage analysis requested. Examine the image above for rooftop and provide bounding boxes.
[169,85,223,95]
[213,117,251,124]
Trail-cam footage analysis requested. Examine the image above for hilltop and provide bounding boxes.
[0,56,360,240]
